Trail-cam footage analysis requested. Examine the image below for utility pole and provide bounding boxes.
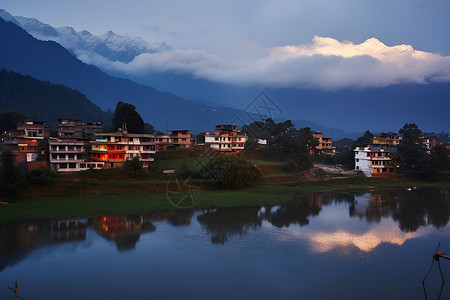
[7,281,17,300]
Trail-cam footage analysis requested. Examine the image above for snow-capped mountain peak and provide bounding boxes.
[0,9,171,63]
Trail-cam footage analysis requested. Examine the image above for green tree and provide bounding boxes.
[205,156,262,188]
[271,127,317,171]
[112,101,145,133]
[398,123,426,170]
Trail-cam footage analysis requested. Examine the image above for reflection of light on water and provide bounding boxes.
[310,228,424,253]
[275,219,437,253]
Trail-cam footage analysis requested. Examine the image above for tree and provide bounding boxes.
[144,123,155,134]
[398,123,426,170]
[0,111,26,134]
[270,127,317,171]
[205,156,262,188]
[112,101,145,133]
[354,130,374,147]
[0,149,20,201]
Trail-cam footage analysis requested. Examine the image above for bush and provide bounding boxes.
[204,156,262,188]
[121,157,147,178]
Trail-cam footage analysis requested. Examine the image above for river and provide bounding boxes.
[1,188,449,299]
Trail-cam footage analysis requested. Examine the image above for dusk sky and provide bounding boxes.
[1,0,450,90]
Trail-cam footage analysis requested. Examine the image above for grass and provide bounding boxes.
[1,174,448,224]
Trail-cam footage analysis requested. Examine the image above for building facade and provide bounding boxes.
[204,125,248,153]
[90,129,170,168]
[372,132,400,147]
[49,138,104,172]
[354,145,396,177]
[170,130,193,149]
[312,132,335,156]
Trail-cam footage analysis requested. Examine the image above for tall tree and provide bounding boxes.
[112,101,145,133]
[398,123,426,170]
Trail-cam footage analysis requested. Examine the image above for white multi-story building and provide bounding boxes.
[49,139,103,172]
[354,145,396,177]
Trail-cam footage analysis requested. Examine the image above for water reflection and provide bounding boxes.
[0,209,194,271]
[196,188,449,248]
[0,188,449,271]
[197,207,261,244]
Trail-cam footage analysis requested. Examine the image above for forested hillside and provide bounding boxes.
[0,69,112,126]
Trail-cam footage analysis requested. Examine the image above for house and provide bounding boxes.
[354,145,396,177]
[204,125,248,153]
[170,130,193,149]
[312,132,335,156]
[49,138,103,172]
[372,132,400,147]
[1,121,50,165]
[58,118,103,140]
[90,129,170,168]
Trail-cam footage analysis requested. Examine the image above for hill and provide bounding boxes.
[0,69,112,126]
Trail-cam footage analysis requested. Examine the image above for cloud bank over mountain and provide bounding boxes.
[85,36,450,90]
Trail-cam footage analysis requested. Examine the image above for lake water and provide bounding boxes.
[1,188,449,299]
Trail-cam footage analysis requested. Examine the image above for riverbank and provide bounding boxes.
[1,175,449,224]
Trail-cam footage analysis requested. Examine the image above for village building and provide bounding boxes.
[49,138,104,172]
[372,132,400,147]
[58,118,103,140]
[354,145,396,177]
[1,121,50,168]
[312,131,335,156]
[204,125,248,153]
[170,130,194,149]
[90,129,170,168]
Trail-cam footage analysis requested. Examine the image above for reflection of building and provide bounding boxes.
[354,145,396,177]
[312,132,335,156]
[204,125,248,153]
[91,215,156,251]
[51,219,86,243]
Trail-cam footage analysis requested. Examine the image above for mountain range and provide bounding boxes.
[0,9,170,63]
[0,17,244,134]
[1,9,448,137]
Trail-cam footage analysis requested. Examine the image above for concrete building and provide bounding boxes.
[204,125,248,153]
[312,132,336,156]
[373,132,400,147]
[49,138,103,172]
[1,121,50,164]
[90,129,170,168]
[354,145,396,177]
[58,118,103,140]
[170,130,193,149]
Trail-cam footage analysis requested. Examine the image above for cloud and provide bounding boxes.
[80,36,450,90]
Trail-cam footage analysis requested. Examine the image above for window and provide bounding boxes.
[215,137,219,141]
[59,163,67,169]
[69,163,76,169]
[80,164,86,168]
[68,154,75,159]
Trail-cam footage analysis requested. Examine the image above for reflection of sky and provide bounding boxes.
[273,200,449,253]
